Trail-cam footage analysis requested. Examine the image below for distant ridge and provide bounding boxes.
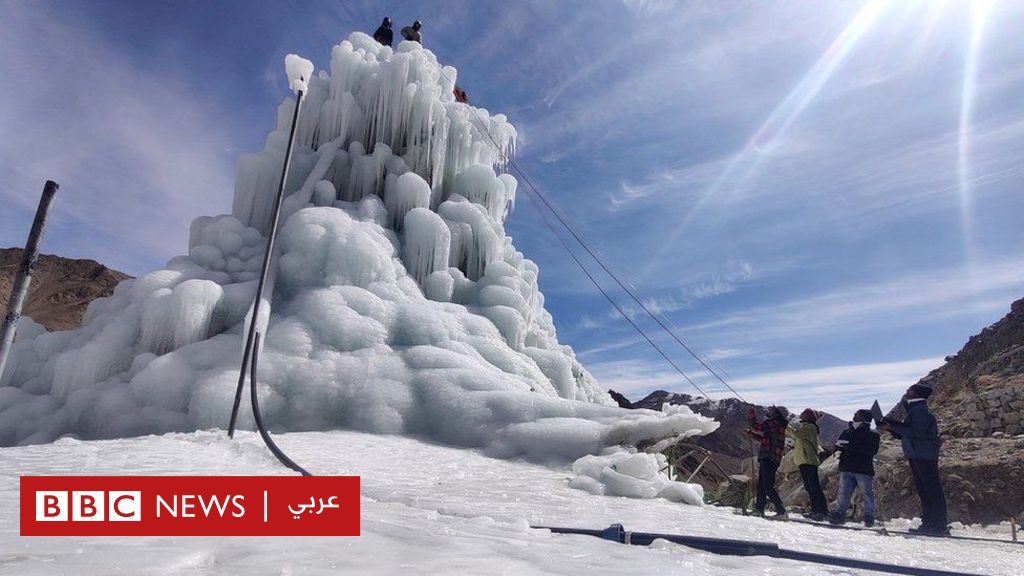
[0,247,131,331]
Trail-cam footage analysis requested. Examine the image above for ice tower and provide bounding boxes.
[0,34,716,460]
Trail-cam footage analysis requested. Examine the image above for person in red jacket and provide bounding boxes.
[748,406,789,516]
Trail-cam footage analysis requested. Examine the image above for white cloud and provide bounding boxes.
[726,358,943,418]
[589,355,942,418]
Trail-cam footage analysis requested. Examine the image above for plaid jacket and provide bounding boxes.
[749,413,788,463]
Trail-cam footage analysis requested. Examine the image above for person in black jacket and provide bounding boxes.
[882,384,948,535]
[830,409,881,526]
[373,17,393,47]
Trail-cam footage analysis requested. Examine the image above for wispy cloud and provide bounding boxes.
[0,2,237,274]
[684,258,1024,344]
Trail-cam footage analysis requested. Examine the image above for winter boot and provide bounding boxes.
[828,512,845,525]
[910,525,950,537]
[811,512,827,522]
[864,516,875,528]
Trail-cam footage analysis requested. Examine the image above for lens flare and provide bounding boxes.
[654,0,890,261]
[958,0,991,266]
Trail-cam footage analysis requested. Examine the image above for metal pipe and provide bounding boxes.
[228,90,304,437]
[0,180,59,381]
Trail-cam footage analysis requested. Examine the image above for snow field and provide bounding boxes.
[1,431,1018,576]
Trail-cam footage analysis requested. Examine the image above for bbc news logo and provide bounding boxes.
[36,491,141,522]
[21,476,360,536]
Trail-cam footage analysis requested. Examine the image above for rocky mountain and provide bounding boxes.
[0,247,130,331]
[921,297,1024,438]
[612,389,847,488]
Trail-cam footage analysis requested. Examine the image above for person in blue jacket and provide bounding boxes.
[882,384,948,535]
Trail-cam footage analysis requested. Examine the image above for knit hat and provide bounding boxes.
[908,384,934,399]
[799,408,818,422]
[854,409,873,422]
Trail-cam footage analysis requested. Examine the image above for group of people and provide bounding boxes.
[747,383,948,536]
[373,17,422,47]
[371,17,469,104]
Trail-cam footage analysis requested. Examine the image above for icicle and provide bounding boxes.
[453,164,518,223]
[313,180,337,206]
[401,207,451,285]
[345,142,391,201]
[438,198,501,281]
[385,172,431,231]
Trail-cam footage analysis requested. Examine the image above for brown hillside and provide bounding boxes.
[922,297,1024,438]
[0,247,131,331]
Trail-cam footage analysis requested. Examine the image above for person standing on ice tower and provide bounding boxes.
[401,20,423,44]
[881,384,949,536]
[373,17,394,47]
[747,406,788,517]
[786,408,829,521]
[829,409,880,527]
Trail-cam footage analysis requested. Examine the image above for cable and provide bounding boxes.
[522,183,713,399]
[250,332,312,476]
[429,57,744,402]
[511,164,747,402]
[433,58,760,497]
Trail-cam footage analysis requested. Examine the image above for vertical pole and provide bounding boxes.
[0,180,59,381]
[227,90,304,437]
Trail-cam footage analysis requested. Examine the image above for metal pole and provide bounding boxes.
[685,454,712,484]
[0,180,59,381]
[227,90,304,437]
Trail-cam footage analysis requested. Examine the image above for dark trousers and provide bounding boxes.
[908,458,947,530]
[798,464,829,515]
[756,458,785,514]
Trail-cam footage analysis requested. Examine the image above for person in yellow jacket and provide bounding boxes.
[787,408,829,520]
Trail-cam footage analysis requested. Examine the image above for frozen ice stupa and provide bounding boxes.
[0,34,718,460]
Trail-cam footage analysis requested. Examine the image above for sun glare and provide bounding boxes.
[957,0,992,270]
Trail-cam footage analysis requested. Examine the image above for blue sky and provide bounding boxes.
[2,0,1022,417]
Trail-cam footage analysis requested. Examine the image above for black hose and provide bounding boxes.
[535,524,985,576]
[228,88,305,438]
[250,332,312,476]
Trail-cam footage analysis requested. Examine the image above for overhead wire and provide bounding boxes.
[433,54,746,403]
[433,56,761,502]
[508,164,748,403]
[520,177,714,400]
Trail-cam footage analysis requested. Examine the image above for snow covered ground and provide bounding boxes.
[1,431,1019,575]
